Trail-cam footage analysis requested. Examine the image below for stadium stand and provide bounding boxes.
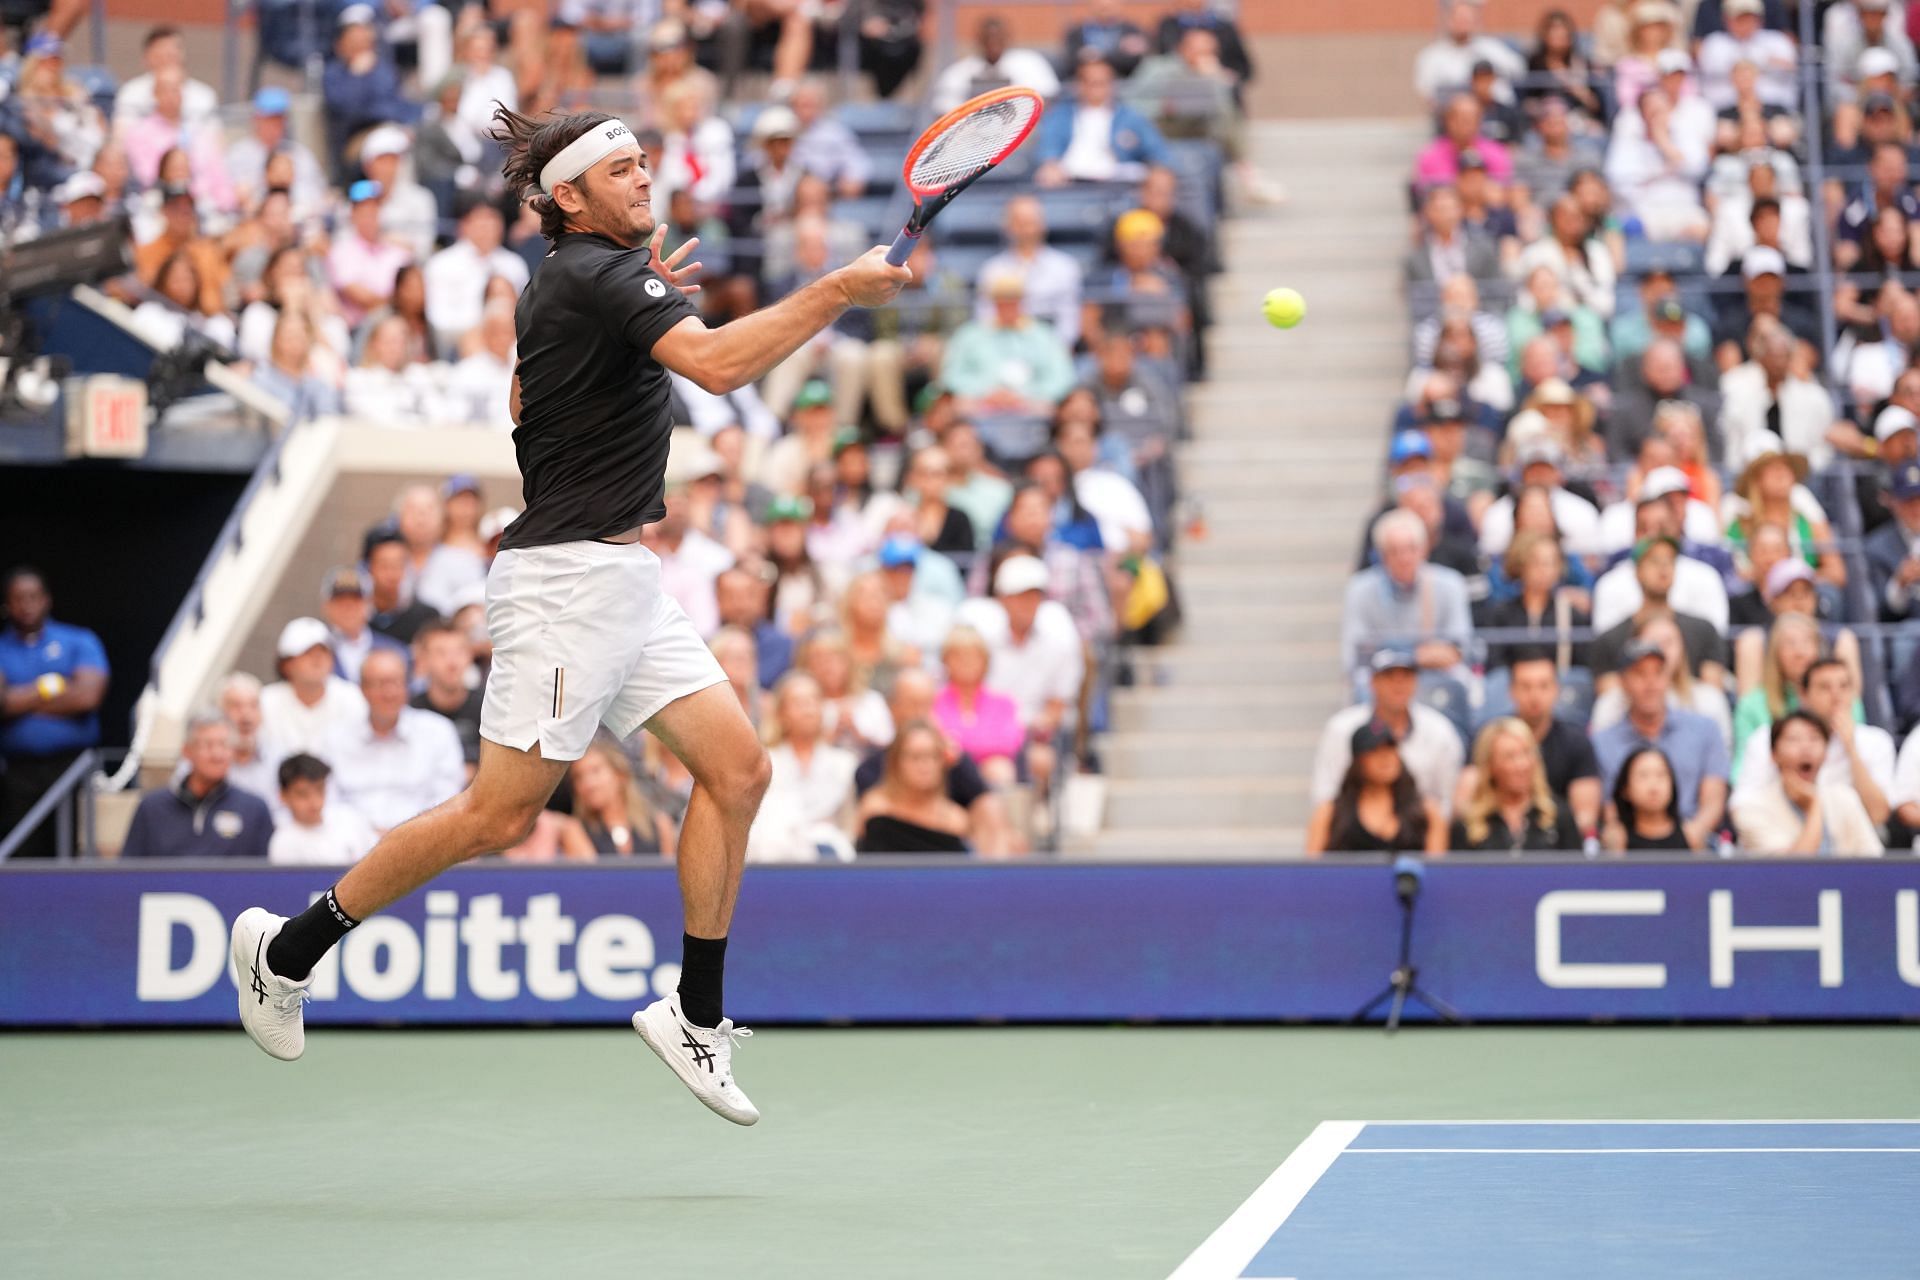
[0,1,1276,862]
[1310,0,1916,857]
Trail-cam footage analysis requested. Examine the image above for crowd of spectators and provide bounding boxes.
[1314,0,1920,857]
[0,5,1258,860]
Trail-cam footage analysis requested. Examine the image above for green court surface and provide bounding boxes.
[3,1027,1915,1278]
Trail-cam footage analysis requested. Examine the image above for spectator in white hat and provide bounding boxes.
[258,616,370,762]
[956,556,1083,761]
[1850,400,1920,534]
[359,124,439,264]
[1698,0,1797,110]
[1598,463,1723,557]
[1825,1,1917,106]
[50,170,107,229]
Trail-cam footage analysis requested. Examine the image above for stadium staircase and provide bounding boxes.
[1091,120,1428,858]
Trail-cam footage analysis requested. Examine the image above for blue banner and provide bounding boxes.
[2,860,1918,1025]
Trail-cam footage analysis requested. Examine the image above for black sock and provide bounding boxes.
[678,932,727,1028]
[266,887,360,982]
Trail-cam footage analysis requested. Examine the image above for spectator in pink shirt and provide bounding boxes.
[933,625,1027,785]
[327,180,411,327]
[122,67,234,214]
[1413,93,1514,191]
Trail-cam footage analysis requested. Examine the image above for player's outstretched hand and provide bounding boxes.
[836,246,914,308]
[649,223,703,296]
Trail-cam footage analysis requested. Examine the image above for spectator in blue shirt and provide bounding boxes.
[1592,639,1730,850]
[789,79,871,200]
[0,568,108,858]
[322,4,422,180]
[1035,54,1171,189]
[121,712,274,858]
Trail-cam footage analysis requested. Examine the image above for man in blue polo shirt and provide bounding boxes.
[1593,638,1730,850]
[121,712,273,859]
[0,568,109,858]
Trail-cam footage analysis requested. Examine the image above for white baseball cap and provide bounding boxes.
[276,616,331,660]
[1876,405,1919,442]
[993,555,1050,597]
[361,124,410,162]
[1639,466,1691,503]
[54,171,106,204]
[1741,246,1786,279]
[1859,47,1901,81]
[1655,49,1691,76]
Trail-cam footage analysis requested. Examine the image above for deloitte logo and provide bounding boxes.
[137,891,679,1006]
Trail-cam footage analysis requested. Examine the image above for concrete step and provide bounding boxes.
[1205,340,1410,378]
[1103,729,1321,777]
[1111,684,1340,732]
[1177,535,1361,568]
[1104,776,1307,828]
[1180,464,1381,500]
[1082,828,1308,859]
[1179,435,1389,465]
[1133,641,1343,684]
[1185,375,1403,413]
[1176,572,1348,608]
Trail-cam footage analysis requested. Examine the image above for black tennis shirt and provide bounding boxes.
[498,231,700,551]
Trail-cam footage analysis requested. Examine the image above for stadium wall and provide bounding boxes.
[0,466,248,751]
[4,860,1918,1026]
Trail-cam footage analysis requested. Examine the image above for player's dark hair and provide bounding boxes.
[492,105,621,243]
[1750,196,1782,225]
[278,752,331,790]
[144,24,181,48]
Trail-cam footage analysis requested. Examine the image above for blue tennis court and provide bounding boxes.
[1172,1121,1920,1280]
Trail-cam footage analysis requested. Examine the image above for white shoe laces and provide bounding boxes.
[269,984,310,1018]
[714,1024,751,1086]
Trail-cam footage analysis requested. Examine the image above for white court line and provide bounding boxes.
[1353,1118,1920,1126]
[1346,1147,1920,1155]
[1166,1120,1363,1280]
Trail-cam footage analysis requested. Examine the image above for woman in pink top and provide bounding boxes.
[933,625,1027,787]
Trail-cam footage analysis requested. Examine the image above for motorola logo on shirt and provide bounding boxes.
[644,278,666,297]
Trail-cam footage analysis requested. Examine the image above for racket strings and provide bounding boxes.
[908,97,1041,191]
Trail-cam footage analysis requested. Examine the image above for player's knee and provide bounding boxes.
[465,797,542,857]
[716,745,773,817]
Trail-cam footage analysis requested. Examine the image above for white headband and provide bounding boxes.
[539,119,636,195]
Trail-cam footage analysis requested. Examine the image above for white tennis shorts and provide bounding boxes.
[478,539,725,762]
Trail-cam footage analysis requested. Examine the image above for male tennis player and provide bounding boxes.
[230,107,910,1125]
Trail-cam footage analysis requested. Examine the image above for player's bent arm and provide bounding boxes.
[652,246,910,394]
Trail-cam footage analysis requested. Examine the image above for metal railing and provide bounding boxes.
[0,749,124,862]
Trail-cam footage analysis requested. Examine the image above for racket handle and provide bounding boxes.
[884,227,920,267]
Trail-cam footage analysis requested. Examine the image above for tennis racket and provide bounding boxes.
[884,87,1046,267]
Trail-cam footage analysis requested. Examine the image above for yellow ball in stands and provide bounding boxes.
[1263,287,1306,330]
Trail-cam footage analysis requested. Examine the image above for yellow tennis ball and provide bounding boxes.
[1263,287,1306,329]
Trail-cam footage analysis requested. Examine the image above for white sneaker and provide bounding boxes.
[231,908,311,1062]
[631,996,759,1126]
